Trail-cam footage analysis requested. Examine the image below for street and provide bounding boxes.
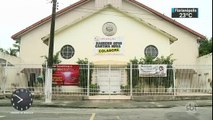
[0,106,211,120]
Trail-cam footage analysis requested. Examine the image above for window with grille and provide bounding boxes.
[60,45,75,59]
[144,45,158,58]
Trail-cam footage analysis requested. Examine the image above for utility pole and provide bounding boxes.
[48,0,57,67]
[45,0,57,103]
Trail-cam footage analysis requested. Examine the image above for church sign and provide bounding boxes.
[138,64,167,77]
[52,64,80,85]
[94,36,124,55]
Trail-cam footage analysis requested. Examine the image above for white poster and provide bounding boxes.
[94,36,124,55]
[138,64,167,77]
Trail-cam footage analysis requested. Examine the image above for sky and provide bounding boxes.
[0,0,212,50]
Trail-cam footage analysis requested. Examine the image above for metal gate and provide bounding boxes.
[97,68,121,94]
[89,64,131,99]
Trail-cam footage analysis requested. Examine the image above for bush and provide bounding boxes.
[76,58,93,88]
[127,54,175,90]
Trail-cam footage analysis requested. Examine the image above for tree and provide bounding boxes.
[0,48,4,52]
[0,40,20,57]
[7,48,18,57]
[41,51,61,65]
[40,51,62,86]
[0,48,17,57]
[199,37,212,56]
[12,40,20,56]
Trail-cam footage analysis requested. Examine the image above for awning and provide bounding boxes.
[93,60,128,65]
[21,68,42,81]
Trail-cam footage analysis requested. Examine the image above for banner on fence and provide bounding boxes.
[94,36,124,55]
[138,64,167,77]
[53,64,79,85]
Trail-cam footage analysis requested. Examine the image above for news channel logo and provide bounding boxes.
[185,102,198,113]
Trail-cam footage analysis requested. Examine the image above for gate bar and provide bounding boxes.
[130,63,133,97]
[109,64,111,99]
[87,62,90,96]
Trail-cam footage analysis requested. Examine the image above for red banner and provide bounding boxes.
[52,64,79,86]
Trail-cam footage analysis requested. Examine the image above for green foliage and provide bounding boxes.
[155,54,175,64]
[53,52,62,64]
[0,48,18,57]
[89,84,99,95]
[76,58,89,64]
[13,40,20,52]
[127,63,139,88]
[76,58,93,88]
[89,83,99,89]
[199,38,212,56]
[130,57,139,64]
[0,48,4,52]
[139,55,155,64]
[121,85,130,93]
[41,51,62,65]
[139,54,175,64]
[0,40,20,57]
[41,51,61,84]
[127,54,175,90]
[12,40,20,56]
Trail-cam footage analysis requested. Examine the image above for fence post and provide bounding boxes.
[45,62,52,103]
[109,64,111,99]
[130,63,133,97]
[87,63,90,96]
[173,65,176,95]
[3,61,8,94]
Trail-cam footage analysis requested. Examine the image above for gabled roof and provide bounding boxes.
[11,0,90,40]
[128,0,205,39]
[11,0,206,40]
[41,5,178,44]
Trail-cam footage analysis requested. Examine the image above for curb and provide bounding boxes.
[0,99,212,109]
[132,95,212,101]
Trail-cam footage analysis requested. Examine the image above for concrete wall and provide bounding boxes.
[0,52,26,90]
[0,52,22,65]
[0,52,41,89]
[196,53,212,89]
[3,67,27,89]
[54,7,171,64]
[95,0,122,8]
[0,64,31,90]
[0,65,3,91]
[196,53,212,66]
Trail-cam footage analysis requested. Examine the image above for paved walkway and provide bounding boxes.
[0,98,211,109]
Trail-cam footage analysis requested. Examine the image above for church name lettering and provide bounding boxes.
[95,42,122,48]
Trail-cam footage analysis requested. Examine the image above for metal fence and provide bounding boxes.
[0,63,212,99]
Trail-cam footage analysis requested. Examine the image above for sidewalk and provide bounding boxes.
[0,98,212,109]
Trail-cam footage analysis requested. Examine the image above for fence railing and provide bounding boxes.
[1,87,211,97]
[0,64,212,98]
